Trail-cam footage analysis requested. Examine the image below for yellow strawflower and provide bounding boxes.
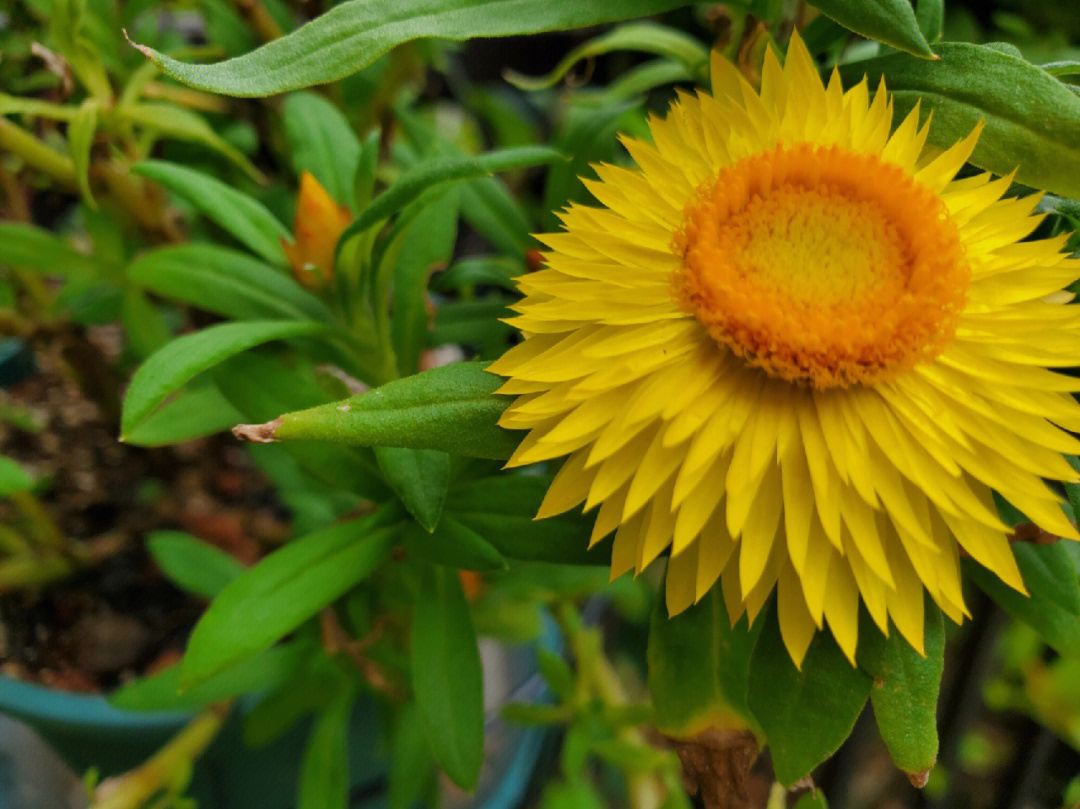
[489,32,1080,666]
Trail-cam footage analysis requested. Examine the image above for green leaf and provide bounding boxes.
[389,702,436,809]
[133,161,290,265]
[396,108,534,259]
[747,604,872,786]
[443,475,607,565]
[793,790,830,809]
[1043,61,1080,80]
[807,0,933,57]
[541,99,639,232]
[131,0,699,97]
[965,557,1080,657]
[647,583,762,735]
[213,352,390,503]
[281,92,362,208]
[120,102,262,180]
[914,0,944,44]
[298,681,356,809]
[0,456,35,496]
[121,319,328,438]
[537,647,575,701]
[838,43,1080,199]
[0,222,109,278]
[412,564,484,789]
[375,447,449,532]
[507,22,708,90]
[389,188,460,377]
[338,145,563,254]
[120,287,172,357]
[181,510,399,684]
[400,516,507,571]
[856,597,944,778]
[123,382,245,447]
[269,362,521,460]
[146,530,245,599]
[128,243,333,323]
[1013,541,1080,617]
[69,99,99,205]
[111,643,306,712]
[431,257,522,294]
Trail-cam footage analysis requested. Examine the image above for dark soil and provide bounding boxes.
[0,330,289,692]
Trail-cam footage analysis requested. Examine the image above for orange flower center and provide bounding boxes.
[673,143,969,388]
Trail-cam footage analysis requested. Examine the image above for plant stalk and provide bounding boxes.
[90,703,231,809]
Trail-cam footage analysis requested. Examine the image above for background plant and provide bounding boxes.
[3,1,1080,808]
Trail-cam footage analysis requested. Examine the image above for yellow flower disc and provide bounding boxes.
[674,142,968,388]
[490,31,1080,667]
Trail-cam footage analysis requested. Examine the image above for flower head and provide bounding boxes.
[282,171,352,289]
[489,33,1080,666]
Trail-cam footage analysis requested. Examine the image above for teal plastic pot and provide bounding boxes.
[0,676,386,809]
[0,636,550,809]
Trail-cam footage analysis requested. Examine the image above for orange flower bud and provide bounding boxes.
[281,172,352,288]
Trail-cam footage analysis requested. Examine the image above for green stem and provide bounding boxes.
[0,555,76,591]
[766,781,787,809]
[11,490,68,552]
[0,118,77,188]
[0,523,31,556]
[90,704,231,809]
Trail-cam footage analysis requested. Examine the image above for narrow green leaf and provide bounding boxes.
[838,43,1080,198]
[213,352,391,503]
[856,597,944,778]
[965,557,1080,657]
[443,475,607,565]
[121,102,262,180]
[507,22,708,90]
[389,702,436,809]
[1043,61,1080,80]
[396,108,533,258]
[268,362,522,460]
[131,0,698,97]
[374,447,449,532]
[1013,541,1080,617]
[793,791,830,809]
[123,382,243,447]
[241,657,342,748]
[281,92,362,208]
[747,604,872,786]
[807,0,933,57]
[413,564,484,789]
[0,94,81,120]
[69,99,99,205]
[431,257,522,294]
[914,0,944,44]
[120,287,172,357]
[128,243,333,322]
[647,583,762,735]
[389,188,460,377]
[147,530,245,599]
[541,99,638,232]
[122,319,328,438]
[299,682,356,809]
[133,161,290,265]
[111,643,306,712]
[181,510,398,684]
[537,648,575,701]
[399,517,507,571]
[0,222,107,278]
[355,128,381,208]
[0,456,35,496]
[338,146,563,254]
